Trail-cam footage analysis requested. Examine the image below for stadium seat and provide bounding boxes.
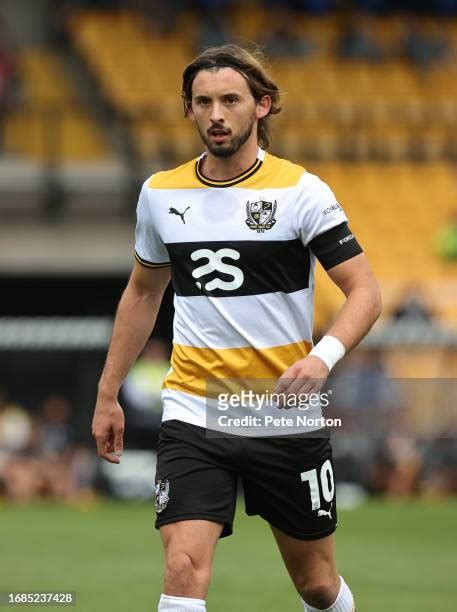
[3,49,110,162]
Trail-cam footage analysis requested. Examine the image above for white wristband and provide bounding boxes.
[309,335,346,372]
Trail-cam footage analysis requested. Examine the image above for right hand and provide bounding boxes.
[91,394,125,464]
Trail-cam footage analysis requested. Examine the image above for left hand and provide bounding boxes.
[274,355,329,408]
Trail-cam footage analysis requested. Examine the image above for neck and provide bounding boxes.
[201,138,260,181]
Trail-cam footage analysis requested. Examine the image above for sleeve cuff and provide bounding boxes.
[134,251,171,268]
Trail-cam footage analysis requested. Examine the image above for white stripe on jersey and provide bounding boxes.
[172,287,315,349]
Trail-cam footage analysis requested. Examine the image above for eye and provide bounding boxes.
[197,98,210,106]
[225,96,238,105]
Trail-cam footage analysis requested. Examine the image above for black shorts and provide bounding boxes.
[154,419,337,540]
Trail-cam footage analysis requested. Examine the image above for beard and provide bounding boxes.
[197,113,257,158]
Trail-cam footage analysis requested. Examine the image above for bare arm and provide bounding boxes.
[323,252,382,351]
[92,262,171,462]
[276,253,382,397]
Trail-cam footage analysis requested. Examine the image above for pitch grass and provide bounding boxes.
[1,498,456,611]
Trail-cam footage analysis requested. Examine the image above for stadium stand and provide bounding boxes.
[311,161,457,328]
[66,10,457,163]
[3,48,110,161]
[0,5,454,325]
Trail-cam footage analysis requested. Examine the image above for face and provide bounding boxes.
[188,67,271,158]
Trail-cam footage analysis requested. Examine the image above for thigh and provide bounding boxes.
[241,434,337,540]
[155,420,238,537]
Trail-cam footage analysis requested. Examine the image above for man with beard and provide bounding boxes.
[92,44,381,611]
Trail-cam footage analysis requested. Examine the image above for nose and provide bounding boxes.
[210,102,225,124]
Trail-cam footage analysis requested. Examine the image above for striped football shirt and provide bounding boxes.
[134,147,362,428]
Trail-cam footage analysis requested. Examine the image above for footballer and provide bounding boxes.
[92,44,382,612]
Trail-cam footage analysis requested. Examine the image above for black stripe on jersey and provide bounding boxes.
[134,251,171,268]
[196,157,263,188]
[309,222,363,270]
[165,240,310,297]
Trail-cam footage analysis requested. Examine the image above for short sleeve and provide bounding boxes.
[134,182,171,268]
[296,172,348,245]
[296,172,363,270]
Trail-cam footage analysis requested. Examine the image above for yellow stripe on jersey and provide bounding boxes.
[163,340,312,397]
[148,153,306,191]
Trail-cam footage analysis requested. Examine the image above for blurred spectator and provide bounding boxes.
[39,394,73,455]
[0,389,38,503]
[193,0,233,50]
[132,0,182,35]
[0,390,97,503]
[371,437,423,496]
[391,285,434,323]
[70,445,98,498]
[197,13,231,51]
[122,338,170,448]
[262,8,315,58]
[329,350,390,488]
[337,11,384,61]
[335,349,389,416]
[140,0,233,38]
[399,16,451,66]
[36,394,84,501]
[420,437,457,496]
[0,390,33,454]
[40,453,74,500]
[2,457,46,503]
[436,213,457,261]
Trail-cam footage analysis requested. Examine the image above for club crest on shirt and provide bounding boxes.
[155,479,170,513]
[245,200,277,233]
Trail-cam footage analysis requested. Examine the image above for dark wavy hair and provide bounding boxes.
[182,44,281,150]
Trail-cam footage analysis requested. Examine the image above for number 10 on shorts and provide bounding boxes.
[300,459,335,511]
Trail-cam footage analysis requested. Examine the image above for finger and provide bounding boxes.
[94,431,107,457]
[285,377,308,403]
[94,432,120,464]
[274,374,296,402]
[305,381,324,396]
[113,427,124,456]
[274,381,291,408]
[105,430,115,453]
[106,430,123,462]
[294,381,328,412]
[293,382,316,404]
[275,377,289,395]
[99,450,121,464]
[304,375,327,395]
[275,376,309,409]
[100,441,121,464]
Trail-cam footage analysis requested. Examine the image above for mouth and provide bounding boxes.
[208,128,230,143]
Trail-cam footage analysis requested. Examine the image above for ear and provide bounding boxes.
[186,100,195,121]
[256,95,271,120]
